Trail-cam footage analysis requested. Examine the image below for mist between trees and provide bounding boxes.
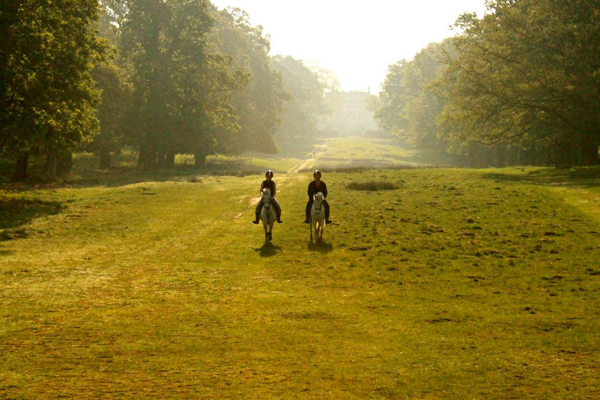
[375,0,600,168]
[2,0,599,182]
[0,0,334,182]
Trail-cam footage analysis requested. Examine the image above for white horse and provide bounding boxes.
[310,192,326,242]
[260,188,277,246]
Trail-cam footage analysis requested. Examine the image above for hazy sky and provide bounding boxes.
[211,0,487,93]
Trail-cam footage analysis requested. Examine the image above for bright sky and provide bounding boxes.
[211,0,486,93]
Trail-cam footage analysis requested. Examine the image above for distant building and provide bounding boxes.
[317,91,378,136]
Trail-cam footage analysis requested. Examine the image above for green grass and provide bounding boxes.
[206,154,301,174]
[0,145,304,186]
[1,162,600,397]
[309,137,423,171]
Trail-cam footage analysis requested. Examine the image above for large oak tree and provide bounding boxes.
[0,0,106,180]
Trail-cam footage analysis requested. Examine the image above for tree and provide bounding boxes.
[88,6,131,169]
[0,0,106,180]
[271,55,327,139]
[439,0,600,166]
[119,0,244,169]
[376,41,451,157]
[211,7,287,157]
[305,62,341,93]
[90,61,131,169]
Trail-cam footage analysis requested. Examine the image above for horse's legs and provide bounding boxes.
[263,223,269,245]
[317,220,323,241]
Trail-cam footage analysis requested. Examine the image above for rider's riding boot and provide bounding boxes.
[252,213,260,224]
[277,214,283,223]
[326,219,332,224]
[304,219,310,224]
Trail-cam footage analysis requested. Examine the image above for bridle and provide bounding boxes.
[313,194,323,214]
[262,190,273,223]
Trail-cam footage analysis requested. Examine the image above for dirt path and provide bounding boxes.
[287,141,329,173]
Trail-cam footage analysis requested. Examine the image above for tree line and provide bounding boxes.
[376,0,600,167]
[0,0,327,181]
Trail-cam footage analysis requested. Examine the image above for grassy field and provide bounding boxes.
[308,137,423,171]
[1,141,600,398]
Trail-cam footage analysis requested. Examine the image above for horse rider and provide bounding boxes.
[305,169,332,224]
[253,170,282,224]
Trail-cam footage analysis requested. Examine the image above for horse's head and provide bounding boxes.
[314,191,323,206]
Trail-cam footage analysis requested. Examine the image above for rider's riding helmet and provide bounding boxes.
[265,170,274,178]
[313,169,322,179]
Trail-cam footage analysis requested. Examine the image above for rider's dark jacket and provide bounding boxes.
[307,180,327,199]
[261,179,277,197]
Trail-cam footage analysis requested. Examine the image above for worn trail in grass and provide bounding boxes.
[1,168,600,398]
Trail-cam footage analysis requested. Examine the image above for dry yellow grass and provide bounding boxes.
[1,166,599,398]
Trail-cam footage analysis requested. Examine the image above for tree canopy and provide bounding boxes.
[376,0,600,167]
[271,55,327,139]
[0,0,106,179]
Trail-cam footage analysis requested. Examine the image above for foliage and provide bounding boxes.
[89,61,131,168]
[439,0,600,166]
[0,0,106,178]
[118,0,247,169]
[377,0,600,167]
[0,0,303,179]
[376,41,451,157]
[87,8,132,169]
[305,63,341,93]
[271,55,327,139]
[210,7,287,156]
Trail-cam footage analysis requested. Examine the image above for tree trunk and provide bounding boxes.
[44,153,58,180]
[138,143,157,170]
[497,144,506,167]
[552,139,572,168]
[578,139,600,166]
[100,148,111,169]
[57,151,73,176]
[194,152,206,168]
[156,147,167,167]
[11,151,29,182]
[166,149,176,168]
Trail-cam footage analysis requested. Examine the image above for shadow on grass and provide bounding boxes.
[307,241,334,253]
[482,167,600,189]
[254,244,283,258]
[0,198,65,232]
[0,249,13,256]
